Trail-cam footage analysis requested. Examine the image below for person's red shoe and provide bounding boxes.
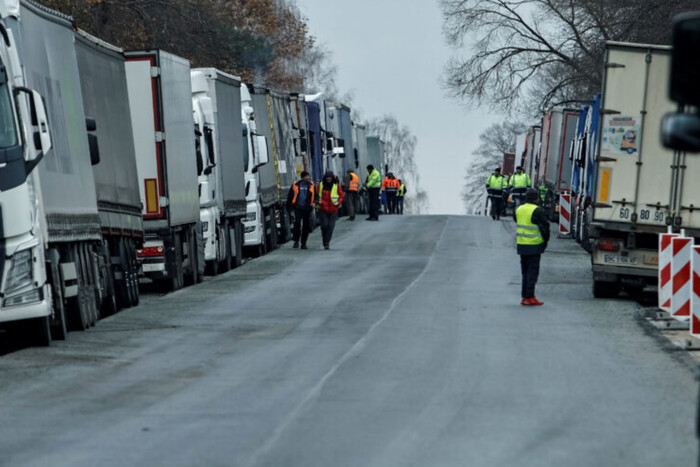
[521,298,533,306]
[530,297,544,306]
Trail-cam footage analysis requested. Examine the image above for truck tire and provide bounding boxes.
[593,280,621,298]
[50,287,68,341]
[219,220,233,272]
[232,221,243,268]
[184,227,200,286]
[127,240,139,307]
[66,244,90,331]
[279,208,291,244]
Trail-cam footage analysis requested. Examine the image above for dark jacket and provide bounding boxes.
[287,179,314,211]
[514,205,550,255]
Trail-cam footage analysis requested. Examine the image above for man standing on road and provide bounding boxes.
[486,167,506,220]
[366,164,381,221]
[316,171,345,249]
[344,169,360,221]
[396,179,406,215]
[515,188,550,306]
[509,166,532,208]
[287,171,315,249]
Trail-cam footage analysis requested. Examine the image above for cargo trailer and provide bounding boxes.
[125,50,201,290]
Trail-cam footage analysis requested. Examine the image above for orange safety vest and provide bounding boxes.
[348,172,359,191]
[292,180,314,205]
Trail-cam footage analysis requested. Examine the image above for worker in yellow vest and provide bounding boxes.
[396,179,406,215]
[485,167,506,220]
[343,169,360,221]
[515,189,550,306]
[509,166,532,208]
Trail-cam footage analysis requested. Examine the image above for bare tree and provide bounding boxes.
[462,121,527,214]
[440,0,699,114]
[367,115,430,214]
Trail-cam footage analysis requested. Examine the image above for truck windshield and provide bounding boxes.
[0,81,18,148]
[241,123,250,172]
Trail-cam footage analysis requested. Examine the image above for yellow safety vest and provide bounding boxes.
[516,203,544,246]
[486,174,505,189]
[510,173,531,188]
[319,182,340,206]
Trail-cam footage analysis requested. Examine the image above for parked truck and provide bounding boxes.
[327,103,352,176]
[367,136,387,176]
[588,42,686,298]
[125,50,202,291]
[240,84,270,256]
[191,68,246,275]
[537,107,579,219]
[75,30,144,313]
[352,121,370,213]
[289,93,311,178]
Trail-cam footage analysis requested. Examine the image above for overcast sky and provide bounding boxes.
[298,0,499,215]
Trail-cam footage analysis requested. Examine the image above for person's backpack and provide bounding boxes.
[296,183,310,207]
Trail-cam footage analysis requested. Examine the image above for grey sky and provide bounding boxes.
[299,0,498,215]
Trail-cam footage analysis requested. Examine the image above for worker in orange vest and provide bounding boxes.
[382,172,400,214]
[343,169,360,221]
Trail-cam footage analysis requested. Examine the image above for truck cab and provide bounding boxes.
[0,2,53,338]
[240,84,269,253]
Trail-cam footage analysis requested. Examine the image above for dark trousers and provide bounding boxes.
[397,196,404,214]
[488,189,503,218]
[368,188,380,219]
[292,208,312,246]
[386,191,397,213]
[512,187,527,208]
[319,211,337,244]
[520,254,541,299]
[345,190,357,219]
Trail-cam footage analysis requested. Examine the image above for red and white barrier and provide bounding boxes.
[671,236,693,320]
[658,233,679,311]
[691,246,700,337]
[558,193,571,238]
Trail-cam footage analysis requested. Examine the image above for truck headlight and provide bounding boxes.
[6,249,33,294]
[4,288,42,307]
[245,211,257,222]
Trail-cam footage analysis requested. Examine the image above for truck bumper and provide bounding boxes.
[0,285,50,323]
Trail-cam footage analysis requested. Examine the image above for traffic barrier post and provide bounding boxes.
[671,236,693,321]
[659,233,679,311]
[558,193,571,238]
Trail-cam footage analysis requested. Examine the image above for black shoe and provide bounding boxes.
[301,244,307,250]
[293,242,299,248]
[492,215,496,220]
[366,217,373,221]
[349,216,355,221]
[324,243,330,250]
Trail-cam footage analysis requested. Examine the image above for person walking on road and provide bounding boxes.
[515,188,550,306]
[344,169,360,221]
[382,172,400,214]
[286,171,315,249]
[486,167,506,220]
[509,166,532,208]
[316,171,345,249]
[396,179,406,215]
[366,164,381,221]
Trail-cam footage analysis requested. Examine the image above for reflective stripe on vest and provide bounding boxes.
[349,172,359,191]
[516,203,544,245]
[319,182,340,206]
[292,180,314,205]
[398,184,405,196]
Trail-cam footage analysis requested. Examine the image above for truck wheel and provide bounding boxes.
[66,245,90,331]
[219,221,232,272]
[26,316,51,347]
[50,286,68,340]
[593,280,621,298]
[127,240,140,307]
[206,260,217,276]
[115,238,131,309]
[184,227,200,286]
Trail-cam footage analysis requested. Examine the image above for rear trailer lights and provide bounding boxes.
[5,249,33,294]
[597,239,621,252]
[138,246,165,258]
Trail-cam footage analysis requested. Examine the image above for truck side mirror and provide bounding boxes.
[299,137,308,154]
[662,112,700,152]
[326,137,334,152]
[669,12,700,106]
[20,88,52,161]
[255,135,269,166]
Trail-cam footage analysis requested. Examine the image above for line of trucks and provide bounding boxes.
[0,0,389,346]
[514,39,694,298]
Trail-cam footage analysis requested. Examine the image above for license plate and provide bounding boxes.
[142,263,165,273]
[643,254,659,265]
[603,254,639,265]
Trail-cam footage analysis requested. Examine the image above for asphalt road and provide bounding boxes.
[0,215,697,466]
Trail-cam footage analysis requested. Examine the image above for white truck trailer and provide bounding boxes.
[588,42,688,297]
[125,50,202,291]
[352,122,370,213]
[191,68,246,275]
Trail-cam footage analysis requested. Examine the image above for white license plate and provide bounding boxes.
[603,254,639,265]
[643,254,659,265]
[142,263,165,273]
